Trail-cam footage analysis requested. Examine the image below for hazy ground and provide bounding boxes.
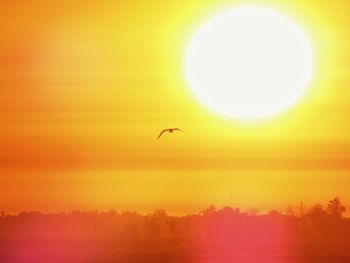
[1,239,350,263]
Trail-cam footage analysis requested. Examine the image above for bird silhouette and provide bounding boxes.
[157,128,183,139]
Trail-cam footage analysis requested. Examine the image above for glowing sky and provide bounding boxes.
[0,0,349,214]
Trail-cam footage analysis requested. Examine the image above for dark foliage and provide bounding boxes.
[0,198,349,262]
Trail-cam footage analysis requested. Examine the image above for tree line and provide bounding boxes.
[0,197,349,259]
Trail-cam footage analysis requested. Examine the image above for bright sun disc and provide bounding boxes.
[185,6,313,120]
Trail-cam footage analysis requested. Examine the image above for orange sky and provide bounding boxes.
[1,0,350,214]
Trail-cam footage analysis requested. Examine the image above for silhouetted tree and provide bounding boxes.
[246,207,258,216]
[201,204,216,216]
[308,204,328,220]
[285,206,295,217]
[327,197,346,220]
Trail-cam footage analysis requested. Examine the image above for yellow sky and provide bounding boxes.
[0,0,350,214]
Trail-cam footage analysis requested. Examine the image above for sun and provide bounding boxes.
[185,6,313,120]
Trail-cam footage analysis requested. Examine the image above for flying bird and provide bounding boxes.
[157,128,184,139]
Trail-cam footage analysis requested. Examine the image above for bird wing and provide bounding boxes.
[173,128,184,133]
[157,129,168,139]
